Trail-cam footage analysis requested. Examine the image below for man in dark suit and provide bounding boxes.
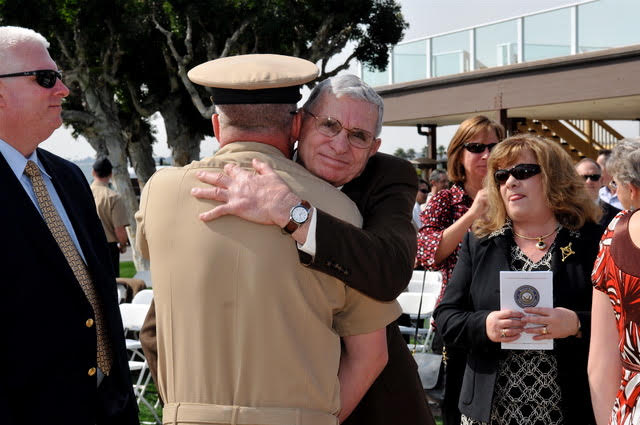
[141,74,434,424]
[0,26,138,424]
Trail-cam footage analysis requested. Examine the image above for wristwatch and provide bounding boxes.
[283,200,311,234]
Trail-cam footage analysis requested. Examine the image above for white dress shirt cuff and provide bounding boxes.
[297,206,317,257]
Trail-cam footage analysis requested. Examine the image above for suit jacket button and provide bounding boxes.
[88,367,97,376]
[86,318,94,328]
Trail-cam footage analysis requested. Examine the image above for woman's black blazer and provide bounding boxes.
[433,223,601,423]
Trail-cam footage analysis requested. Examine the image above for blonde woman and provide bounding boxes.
[434,134,601,425]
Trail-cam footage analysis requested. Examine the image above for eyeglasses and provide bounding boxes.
[303,109,375,149]
[419,189,428,194]
[463,142,498,154]
[494,163,541,184]
[0,69,63,88]
[580,174,601,182]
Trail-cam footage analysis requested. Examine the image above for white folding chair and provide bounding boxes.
[132,289,154,305]
[116,283,128,304]
[407,271,443,295]
[396,292,438,350]
[119,303,159,423]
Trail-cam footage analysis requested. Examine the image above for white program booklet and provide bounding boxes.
[499,270,553,350]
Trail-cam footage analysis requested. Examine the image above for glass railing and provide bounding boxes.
[361,0,640,86]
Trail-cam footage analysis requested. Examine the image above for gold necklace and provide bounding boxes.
[513,225,561,250]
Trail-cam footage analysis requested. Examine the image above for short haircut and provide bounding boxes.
[429,169,447,183]
[303,74,384,137]
[608,138,640,188]
[474,134,601,237]
[0,26,49,70]
[93,157,113,178]
[575,157,600,171]
[446,115,505,184]
[216,103,296,135]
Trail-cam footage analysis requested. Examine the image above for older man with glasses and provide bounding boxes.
[0,26,138,424]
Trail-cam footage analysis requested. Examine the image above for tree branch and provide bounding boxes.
[220,18,252,58]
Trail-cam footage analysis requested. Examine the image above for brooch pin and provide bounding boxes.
[560,242,575,262]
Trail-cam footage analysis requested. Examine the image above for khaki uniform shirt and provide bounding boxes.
[90,180,128,242]
[136,142,401,425]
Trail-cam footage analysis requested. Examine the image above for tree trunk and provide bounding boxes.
[126,120,157,187]
[161,105,203,166]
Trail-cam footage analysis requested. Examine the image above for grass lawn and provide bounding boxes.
[119,261,136,278]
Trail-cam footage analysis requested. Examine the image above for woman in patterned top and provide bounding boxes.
[416,115,504,425]
[434,134,602,425]
[589,138,640,425]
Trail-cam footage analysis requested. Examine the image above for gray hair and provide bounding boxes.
[429,169,448,183]
[608,138,640,188]
[216,103,296,135]
[303,74,384,137]
[0,26,50,66]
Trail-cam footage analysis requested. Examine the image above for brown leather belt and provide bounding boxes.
[163,402,338,425]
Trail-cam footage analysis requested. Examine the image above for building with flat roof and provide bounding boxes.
[361,0,640,160]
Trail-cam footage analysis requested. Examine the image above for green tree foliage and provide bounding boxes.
[0,0,407,268]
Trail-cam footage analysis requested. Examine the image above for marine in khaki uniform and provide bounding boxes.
[136,55,401,425]
[90,157,129,277]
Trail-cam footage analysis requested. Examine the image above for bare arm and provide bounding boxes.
[433,189,487,264]
[588,289,621,425]
[337,328,388,423]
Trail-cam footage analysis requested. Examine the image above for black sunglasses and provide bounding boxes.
[494,163,542,184]
[0,69,63,88]
[463,142,498,154]
[580,174,601,182]
[419,189,428,194]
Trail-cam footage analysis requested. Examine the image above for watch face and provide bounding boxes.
[291,205,309,224]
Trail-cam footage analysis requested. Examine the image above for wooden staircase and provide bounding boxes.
[516,119,623,161]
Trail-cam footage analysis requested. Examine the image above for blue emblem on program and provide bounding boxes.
[514,285,540,308]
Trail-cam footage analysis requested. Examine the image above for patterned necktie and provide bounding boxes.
[24,160,112,375]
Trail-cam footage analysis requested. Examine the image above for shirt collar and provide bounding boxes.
[0,139,52,181]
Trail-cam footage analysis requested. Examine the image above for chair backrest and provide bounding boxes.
[132,289,154,305]
[407,271,443,295]
[116,283,127,304]
[397,292,438,317]
[119,303,150,332]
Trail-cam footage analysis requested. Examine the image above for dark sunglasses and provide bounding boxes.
[463,142,498,154]
[494,163,541,184]
[0,69,63,88]
[580,174,601,182]
[419,189,428,194]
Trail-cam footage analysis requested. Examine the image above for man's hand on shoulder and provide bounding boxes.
[192,159,300,228]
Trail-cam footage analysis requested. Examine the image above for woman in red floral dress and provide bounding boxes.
[416,115,504,425]
[589,138,640,425]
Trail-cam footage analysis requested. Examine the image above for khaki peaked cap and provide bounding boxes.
[188,54,318,104]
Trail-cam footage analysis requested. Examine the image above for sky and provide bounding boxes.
[41,0,639,161]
